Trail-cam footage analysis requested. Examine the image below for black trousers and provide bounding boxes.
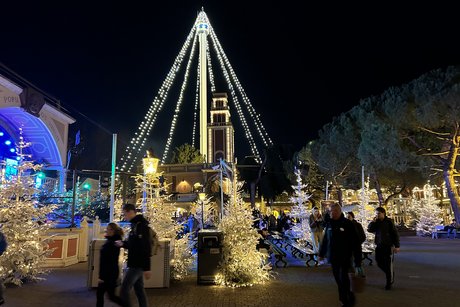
[375,245,392,284]
[331,262,353,305]
[96,280,123,307]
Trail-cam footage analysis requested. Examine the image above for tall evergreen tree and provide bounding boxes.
[0,133,55,285]
[288,168,313,247]
[217,176,271,287]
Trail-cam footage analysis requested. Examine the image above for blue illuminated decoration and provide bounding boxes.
[0,128,17,161]
[5,158,18,180]
[0,108,63,167]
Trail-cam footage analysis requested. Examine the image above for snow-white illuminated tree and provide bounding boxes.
[0,130,55,285]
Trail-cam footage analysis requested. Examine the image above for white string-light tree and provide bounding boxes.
[134,172,194,280]
[216,168,271,287]
[0,129,56,285]
[355,175,375,253]
[288,168,313,247]
[415,181,442,237]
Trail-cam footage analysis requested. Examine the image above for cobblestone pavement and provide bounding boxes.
[3,236,459,307]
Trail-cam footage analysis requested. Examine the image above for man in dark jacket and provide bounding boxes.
[116,203,152,307]
[319,203,362,307]
[367,206,400,290]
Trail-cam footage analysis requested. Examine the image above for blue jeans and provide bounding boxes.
[120,268,148,307]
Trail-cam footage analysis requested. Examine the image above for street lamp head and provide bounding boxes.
[198,192,206,201]
[143,157,159,175]
[143,148,160,175]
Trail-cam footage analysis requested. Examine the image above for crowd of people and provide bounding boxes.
[253,204,401,307]
[0,202,404,307]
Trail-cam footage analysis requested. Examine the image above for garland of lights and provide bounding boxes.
[192,42,216,148]
[119,24,197,172]
[208,27,260,158]
[191,53,200,148]
[210,29,272,148]
[206,40,216,93]
[161,33,199,163]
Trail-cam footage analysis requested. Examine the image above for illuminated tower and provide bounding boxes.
[197,10,209,162]
[208,92,234,163]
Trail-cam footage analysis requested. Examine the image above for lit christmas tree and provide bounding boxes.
[216,171,271,287]
[192,194,215,229]
[0,129,55,285]
[134,172,194,280]
[355,176,375,252]
[113,197,124,222]
[288,168,313,246]
[415,182,442,236]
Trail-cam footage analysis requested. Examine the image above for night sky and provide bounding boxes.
[2,1,460,169]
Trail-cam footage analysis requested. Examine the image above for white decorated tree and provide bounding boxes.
[415,182,443,236]
[355,176,375,252]
[288,168,313,247]
[0,130,55,285]
[135,171,194,280]
[216,170,271,287]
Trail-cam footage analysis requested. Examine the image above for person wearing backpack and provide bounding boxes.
[115,203,152,307]
[0,229,7,306]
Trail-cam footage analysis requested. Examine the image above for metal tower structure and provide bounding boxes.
[118,9,272,172]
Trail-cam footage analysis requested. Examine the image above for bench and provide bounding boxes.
[269,233,284,248]
[266,239,287,268]
[289,242,318,267]
[432,225,459,239]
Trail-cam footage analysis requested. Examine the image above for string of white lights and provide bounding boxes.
[161,33,199,163]
[191,53,200,148]
[191,40,215,149]
[119,24,197,172]
[207,40,216,93]
[209,28,260,159]
[210,28,272,148]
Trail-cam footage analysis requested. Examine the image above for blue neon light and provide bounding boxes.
[5,140,11,145]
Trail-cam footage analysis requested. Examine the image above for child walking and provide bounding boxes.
[97,222,124,307]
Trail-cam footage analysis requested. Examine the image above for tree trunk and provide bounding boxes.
[443,140,460,222]
[372,174,385,206]
[337,187,343,206]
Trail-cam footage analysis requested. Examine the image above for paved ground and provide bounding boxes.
[2,236,460,307]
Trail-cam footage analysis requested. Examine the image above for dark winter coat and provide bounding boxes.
[99,234,122,283]
[352,219,366,244]
[367,217,400,248]
[122,215,152,271]
[319,214,362,267]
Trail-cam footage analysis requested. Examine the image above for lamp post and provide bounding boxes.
[198,192,206,229]
[142,151,160,213]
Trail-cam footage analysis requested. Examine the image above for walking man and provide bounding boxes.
[115,203,151,307]
[319,203,362,307]
[367,206,400,290]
